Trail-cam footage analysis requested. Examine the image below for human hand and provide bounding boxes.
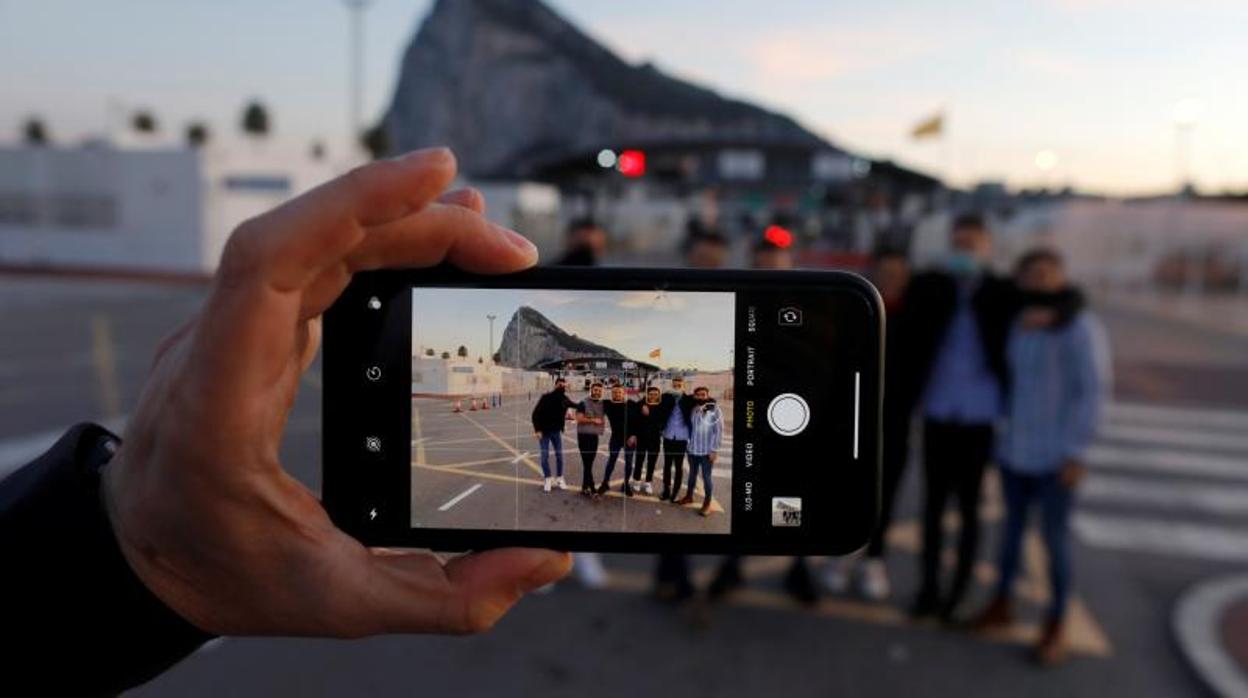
[709,452,718,465]
[102,148,570,638]
[1059,459,1086,489]
[627,436,637,447]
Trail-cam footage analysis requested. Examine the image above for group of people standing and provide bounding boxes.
[530,375,725,517]
[836,213,1110,665]
[553,211,1109,665]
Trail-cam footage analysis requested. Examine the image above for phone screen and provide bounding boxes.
[324,267,882,555]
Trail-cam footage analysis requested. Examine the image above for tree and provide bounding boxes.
[241,100,271,138]
[185,122,209,148]
[492,352,501,363]
[424,348,434,357]
[22,117,49,146]
[309,140,326,161]
[440,351,450,360]
[131,110,158,135]
[457,345,469,358]
[360,122,390,160]
[477,357,483,364]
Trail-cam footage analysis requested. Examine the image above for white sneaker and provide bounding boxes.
[860,559,891,601]
[543,477,553,493]
[555,476,568,490]
[822,557,855,594]
[573,553,609,589]
[643,482,653,495]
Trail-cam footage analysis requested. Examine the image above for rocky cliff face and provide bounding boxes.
[383,0,828,177]
[496,305,624,369]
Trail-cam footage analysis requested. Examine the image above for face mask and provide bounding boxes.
[946,250,981,277]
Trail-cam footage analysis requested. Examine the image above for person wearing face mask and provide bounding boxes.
[574,382,607,496]
[970,248,1109,665]
[903,214,1083,623]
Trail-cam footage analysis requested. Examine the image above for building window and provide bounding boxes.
[0,192,38,226]
[717,150,765,180]
[50,194,117,229]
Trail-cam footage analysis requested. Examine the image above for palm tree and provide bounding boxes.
[424,348,434,357]
[241,100,271,138]
[441,351,450,360]
[360,123,390,160]
[131,110,159,135]
[456,345,469,358]
[309,140,326,160]
[185,122,210,148]
[22,117,49,146]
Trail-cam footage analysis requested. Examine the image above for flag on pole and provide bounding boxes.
[910,112,944,140]
[648,348,661,359]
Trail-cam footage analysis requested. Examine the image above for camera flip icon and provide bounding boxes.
[777,306,803,327]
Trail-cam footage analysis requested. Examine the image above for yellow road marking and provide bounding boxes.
[413,403,427,465]
[90,314,121,419]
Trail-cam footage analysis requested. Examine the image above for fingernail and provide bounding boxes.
[397,146,453,167]
[501,227,538,259]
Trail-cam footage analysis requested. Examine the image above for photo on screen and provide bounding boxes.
[410,287,735,534]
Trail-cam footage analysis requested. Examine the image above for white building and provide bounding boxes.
[0,144,338,274]
[411,355,551,398]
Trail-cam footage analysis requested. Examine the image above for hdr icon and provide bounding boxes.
[772,497,802,527]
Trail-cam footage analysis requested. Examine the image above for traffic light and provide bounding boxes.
[617,149,646,177]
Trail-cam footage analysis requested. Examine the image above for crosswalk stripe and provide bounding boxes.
[1083,474,1248,516]
[1073,513,1248,563]
[1086,444,1248,481]
[1097,423,1248,452]
[1106,402,1248,432]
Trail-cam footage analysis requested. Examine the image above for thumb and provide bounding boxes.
[370,548,571,635]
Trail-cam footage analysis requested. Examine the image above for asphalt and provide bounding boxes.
[3,274,1246,697]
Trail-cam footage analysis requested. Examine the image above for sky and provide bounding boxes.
[2,0,1246,195]
[411,288,736,371]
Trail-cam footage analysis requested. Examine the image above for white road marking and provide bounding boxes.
[1106,401,1248,432]
[1073,513,1248,563]
[1087,444,1248,481]
[1084,474,1248,516]
[1098,423,1248,452]
[511,451,531,464]
[438,483,484,511]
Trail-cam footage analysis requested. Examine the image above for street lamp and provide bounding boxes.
[343,0,373,158]
[486,314,497,364]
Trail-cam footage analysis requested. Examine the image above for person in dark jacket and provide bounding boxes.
[823,247,914,600]
[599,384,634,495]
[905,213,1082,622]
[627,385,664,496]
[532,377,577,492]
[0,147,571,694]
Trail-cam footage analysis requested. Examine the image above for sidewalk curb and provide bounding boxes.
[1173,574,1248,698]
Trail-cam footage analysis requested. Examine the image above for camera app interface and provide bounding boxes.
[410,287,735,535]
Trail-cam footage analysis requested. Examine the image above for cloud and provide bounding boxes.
[614,290,688,311]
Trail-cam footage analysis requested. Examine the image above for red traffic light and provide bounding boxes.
[764,224,793,249]
[617,149,646,177]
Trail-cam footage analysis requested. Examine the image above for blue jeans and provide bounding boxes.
[994,466,1074,622]
[538,432,564,478]
[685,454,714,502]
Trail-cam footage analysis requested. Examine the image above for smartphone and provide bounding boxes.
[323,266,883,556]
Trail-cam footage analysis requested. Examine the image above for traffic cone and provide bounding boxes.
[452,399,462,413]
[470,398,478,411]
[481,397,490,411]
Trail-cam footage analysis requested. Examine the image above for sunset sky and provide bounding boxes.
[412,287,736,371]
[2,0,1245,195]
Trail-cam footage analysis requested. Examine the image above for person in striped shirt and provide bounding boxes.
[677,386,724,517]
[971,247,1111,666]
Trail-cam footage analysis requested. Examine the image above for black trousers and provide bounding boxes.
[866,413,912,558]
[662,438,687,495]
[919,420,993,611]
[631,434,660,482]
[577,433,599,489]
